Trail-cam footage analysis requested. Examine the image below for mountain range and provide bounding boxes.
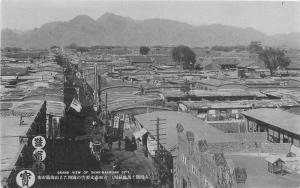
[2,12,300,49]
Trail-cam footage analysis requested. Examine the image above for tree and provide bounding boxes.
[140,46,150,55]
[248,41,263,54]
[171,45,196,69]
[258,47,291,76]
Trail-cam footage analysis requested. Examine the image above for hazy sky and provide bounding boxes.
[1,0,300,35]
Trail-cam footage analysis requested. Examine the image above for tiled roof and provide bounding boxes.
[242,108,300,135]
[130,56,153,63]
[135,111,237,151]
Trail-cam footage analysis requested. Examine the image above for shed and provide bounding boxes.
[265,156,285,175]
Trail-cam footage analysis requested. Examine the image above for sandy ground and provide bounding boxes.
[229,154,300,188]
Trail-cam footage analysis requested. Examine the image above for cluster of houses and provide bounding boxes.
[1,46,300,187]
[72,46,300,187]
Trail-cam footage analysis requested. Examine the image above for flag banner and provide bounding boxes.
[52,116,61,138]
[70,98,82,112]
[147,137,157,156]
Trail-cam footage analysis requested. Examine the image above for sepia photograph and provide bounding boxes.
[1,0,300,187]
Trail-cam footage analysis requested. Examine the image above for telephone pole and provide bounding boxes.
[98,75,101,103]
[156,117,160,158]
[93,63,99,112]
[150,117,166,187]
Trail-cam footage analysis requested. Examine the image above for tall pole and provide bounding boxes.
[105,92,108,122]
[156,117,160,184]
[98,75,101,100]
[94,64,97,103]
[94,64,98,111]
[156,117,160,157]
[150,117,166,187]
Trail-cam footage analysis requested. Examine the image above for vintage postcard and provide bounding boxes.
[1,0,300,187]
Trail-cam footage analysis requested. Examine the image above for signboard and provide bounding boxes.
[32,136,46,149]
[16,170,35,188]
[113,115,120,129]
[33,149,46,162]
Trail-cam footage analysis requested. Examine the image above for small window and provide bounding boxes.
[283,133,289,143]
[269,129,274,135]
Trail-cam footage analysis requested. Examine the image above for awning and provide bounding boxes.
[133,128,148,139]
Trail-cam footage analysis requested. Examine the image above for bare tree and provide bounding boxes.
[171,45,196,70]
[258,47,290,76]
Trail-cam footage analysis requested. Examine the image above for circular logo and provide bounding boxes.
[16,170,35,188]
[32,136,46,149]
[32,162,46,175]
[32,148,46,162]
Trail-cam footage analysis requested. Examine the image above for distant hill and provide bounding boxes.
[2,12,300,49]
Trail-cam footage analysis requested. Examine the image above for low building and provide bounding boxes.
[214,57,240,70]
[130,56,154,67]
[152,55,175,66]
[193,78,247,91]
[0,67,28,76]
[242,78,300,91]
[262,89,300,103]
[179,99,300,121]
[163,89,268,102]
[242,108,300,147]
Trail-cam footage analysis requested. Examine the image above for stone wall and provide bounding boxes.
[260,143,291,154]
[208,141,292,154]
[207,120,247,133]
[208,142,244,153]
[208,133,292,154]
[227,132,267,143]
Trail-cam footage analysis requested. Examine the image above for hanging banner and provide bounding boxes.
[147,137,157,156]
[124,115,130,130]
[119,113,125,121]
[113,114,120,129]
[52,116,61,138]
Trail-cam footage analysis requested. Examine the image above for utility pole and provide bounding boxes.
[98,75,101,102]
[93,64,98,111]
[150,117,166,187]
[105,92,108,124]
[156,117,160,160]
